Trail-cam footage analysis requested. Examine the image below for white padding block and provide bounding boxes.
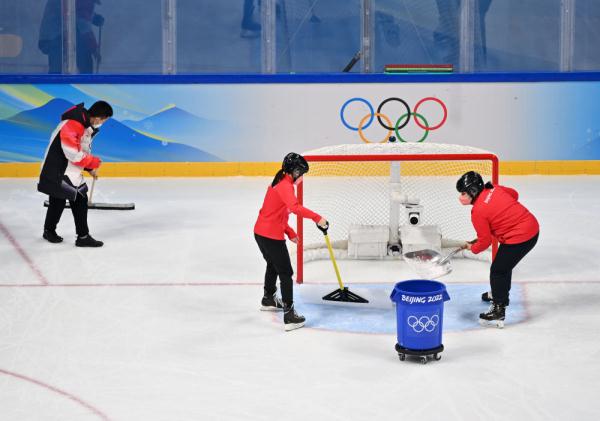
[400,225,442,255]
[348,224,390,259]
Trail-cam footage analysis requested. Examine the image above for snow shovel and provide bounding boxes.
[44,177,135,210]
[403,247,463,279]
[319,222,369,303]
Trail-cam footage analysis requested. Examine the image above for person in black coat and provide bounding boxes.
[38,101,112,247]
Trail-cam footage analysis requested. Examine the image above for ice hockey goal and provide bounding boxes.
[295,143,499,283]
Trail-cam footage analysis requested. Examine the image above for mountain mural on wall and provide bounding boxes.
[121,105,227,155]
[0,98,221,162]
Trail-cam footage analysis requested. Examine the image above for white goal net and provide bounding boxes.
[295,143,499,282]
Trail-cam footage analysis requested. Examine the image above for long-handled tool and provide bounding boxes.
[319,222,369,303]
[43,176,135,210]
[88,176,97,203]
[95,24,102,73]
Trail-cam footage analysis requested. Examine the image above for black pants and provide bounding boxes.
[44,194,89,237]
[255,233,294,305]
[490,232,539,306]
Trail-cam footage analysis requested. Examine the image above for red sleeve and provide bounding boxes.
[275,182,322,223]
[285,225,297,240]
[470,211,492,254]
[500,186,519,200]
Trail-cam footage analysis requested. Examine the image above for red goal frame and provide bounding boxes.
[296,152,499,283]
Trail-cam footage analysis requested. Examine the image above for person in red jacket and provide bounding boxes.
[456,171,539,326]
[254,152,328,331]
[38,101,113,247]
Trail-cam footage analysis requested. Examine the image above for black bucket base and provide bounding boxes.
[395,343,444,364]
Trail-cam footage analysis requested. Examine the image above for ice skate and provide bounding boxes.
[43,229,63,243]
[479,302,506,328]
[75,234,104,247]
[260,293,284,311]
[283,304,305,332]
[482,291,509,306]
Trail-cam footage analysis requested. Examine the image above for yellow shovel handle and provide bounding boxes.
[324,234,345,290]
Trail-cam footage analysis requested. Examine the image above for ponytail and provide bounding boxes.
[271,169,285,187]
[484,181,494,189]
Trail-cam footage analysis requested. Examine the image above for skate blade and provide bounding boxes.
[479,319,504,329]
[284,322,305,332]
[260,306,283,312]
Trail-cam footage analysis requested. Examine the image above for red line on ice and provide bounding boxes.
[0,222,49,285]
[0,368,111,420]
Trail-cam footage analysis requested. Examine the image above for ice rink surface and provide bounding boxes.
[1,175,600,421]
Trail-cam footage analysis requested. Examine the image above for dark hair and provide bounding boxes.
[271,169,285,187]
[88,101,113,118]
[484,181,494,189]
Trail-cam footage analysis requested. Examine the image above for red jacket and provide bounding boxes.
[254,175,322,241]
[470,185,539,254]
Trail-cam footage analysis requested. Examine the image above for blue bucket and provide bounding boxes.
[390,280,450,351]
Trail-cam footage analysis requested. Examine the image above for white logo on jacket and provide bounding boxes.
[483,188,495,204]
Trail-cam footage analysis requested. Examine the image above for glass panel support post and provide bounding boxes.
[560,0,575,72]
[261,0,276,74]
[62,0,77,74]
[162,0,177,75]
[459,0,475,72]
[361,0,374,73]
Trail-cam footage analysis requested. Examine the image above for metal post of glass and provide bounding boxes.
[162,0,177,75]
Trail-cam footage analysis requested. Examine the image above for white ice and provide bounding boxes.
[1,175,600,421]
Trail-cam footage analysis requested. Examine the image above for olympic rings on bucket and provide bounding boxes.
[340,97,447,143]
[407,314,439,333]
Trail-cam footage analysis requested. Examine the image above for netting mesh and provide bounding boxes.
[299,143,497,257]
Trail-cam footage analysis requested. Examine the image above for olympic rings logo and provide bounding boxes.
[407,314,439,333]
[340,97,447,143]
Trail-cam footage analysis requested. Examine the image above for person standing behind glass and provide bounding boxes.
[38,0,62,73]
[434,0,492,68]
[76,0,104,73]
[38,0,105,74]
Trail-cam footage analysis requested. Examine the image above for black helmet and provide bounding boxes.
[456,171,484,199]
[282,152,309,179]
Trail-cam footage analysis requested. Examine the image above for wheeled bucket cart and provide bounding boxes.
[390,280,450,364]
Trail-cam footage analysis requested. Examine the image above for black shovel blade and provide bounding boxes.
[44,200,135,210]
[322,287,369,303]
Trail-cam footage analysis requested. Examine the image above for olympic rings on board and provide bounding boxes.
[340,97,447,143]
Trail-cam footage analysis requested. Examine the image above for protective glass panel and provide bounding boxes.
[373,0,453,70]
[0,0,54,73]
[177,0,261,73]
[275,0,361,73]
[574,0,600,71]
[478,0,561,71]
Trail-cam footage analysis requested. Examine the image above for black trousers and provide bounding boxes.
[44,194,89,237]
[490,232,539,306]
[254,233,294,305]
